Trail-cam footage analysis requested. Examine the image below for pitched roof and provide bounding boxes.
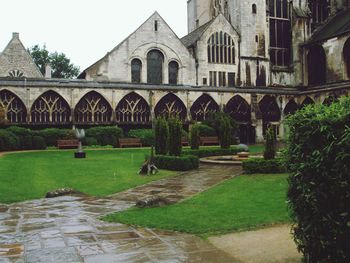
[308,9,350,44]
[181,20,214,48]
[0,33,43,78]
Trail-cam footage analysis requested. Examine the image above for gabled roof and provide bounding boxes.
[0,33,43,78]
[181,20,214,48]
[308,9,350,44]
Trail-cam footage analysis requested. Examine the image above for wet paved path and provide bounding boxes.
[0,165,242,263]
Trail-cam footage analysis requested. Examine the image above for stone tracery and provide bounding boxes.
[0,89,27,123]
[116,92,150,124]
[191,94,219,121]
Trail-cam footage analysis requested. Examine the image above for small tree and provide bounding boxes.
[189,123,200,150]
[264,126,276,160]
[219,117,232,149]
[155,117,169,155]
[168,117,182,156]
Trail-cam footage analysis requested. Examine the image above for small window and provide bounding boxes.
[168,61,179,85]
[131,59,142,83]
[196,19,199,28]
[154,20,158,31]
[255,35,259,43]
[252,4,257,14]
[228,73,235,87]
[203,78,207,85]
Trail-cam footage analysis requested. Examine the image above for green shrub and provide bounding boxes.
[189,123,200,150]
[264,127,276,160]
[84,137,98,146]
[155,118,169,155]
[242,158,286,174]
[86,126,123,146]
[153,155,199,171]
[219,117,231,149]
[286,97,350,262]
[7,126,34,150]
[168,117,182,156]
[128,129,155,146]
[36,128,74,146]
[183,146,244,158]
[0,129,19,151]
[197,124,216,136]
[203,112,237,137]
[31,136,47,150]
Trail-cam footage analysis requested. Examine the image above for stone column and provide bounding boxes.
[111,90,117,123]
[149,91,155,128]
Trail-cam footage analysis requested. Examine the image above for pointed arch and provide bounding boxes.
[343,37,350,79]
[224,95,251,123]
[155,93,187,121]
[284,99,298,115]
[147,49,164,84]
[116,92,151,124]
[74,91,112,124]
[190,94,219,121]
[259,95,281,136]
[31,90,71,124]
[0,89,27,124]
[301,96,315,108]
[323,96,338,106]
[308,45,326,86]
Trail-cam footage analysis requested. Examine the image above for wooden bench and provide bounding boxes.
[200,136,220,146]
[119,138,142,148]
[181,137,189,146]
[57,139,79,149]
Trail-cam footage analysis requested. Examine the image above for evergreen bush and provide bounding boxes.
[155,117,169,155]
[264,127,276,160]
[85,126,123,146]
[242,158,286,174]
[128,129,155,146]
[32,136,47,150]
[0,130,19,151]
[168,117,182,156]
[219,117,231,149]
[189,123,200,150]
[153,155,199,171]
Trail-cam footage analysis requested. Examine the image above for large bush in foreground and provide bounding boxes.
[155,118,169,155]
[286,97,350,262]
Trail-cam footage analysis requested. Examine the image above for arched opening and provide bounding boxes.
[0,89,27,123]
[74,91,112,124]
[207,32,235,64]
[131,59,142,83]
[259,96,281,137]
[31,91,71,124]
[252,4,257,14]
[147,50,164,84]
[116,92,150,124]
[308,45,327,86]
[190,94,219,121]
[168,61,179,85]
[301,96,315,108]
[343,37,350,79]
[225,95,253,144]
[323,96,338,106]
[154,93,187,121]
[284,99,299,115]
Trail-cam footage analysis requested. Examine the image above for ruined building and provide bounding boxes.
[0,0,349,143]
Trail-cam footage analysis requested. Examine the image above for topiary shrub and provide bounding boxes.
[286,97,350,262]
[242,158,286,174]
[264,127,276,160]
[0,129,19,151]
[219,116,231,149]
[197,124,216,137]
[128,129,155,146]
[86,126,123,146]
[32,136,47,150]
[155,117,169,155]
[189,123,200,150]
[153,155,199,171]
[168,117,182,156]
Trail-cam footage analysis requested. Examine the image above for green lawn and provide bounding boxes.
[104,174,290,237]
[0,149,176,204]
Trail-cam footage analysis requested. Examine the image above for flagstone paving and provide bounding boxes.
[0,165,242,263]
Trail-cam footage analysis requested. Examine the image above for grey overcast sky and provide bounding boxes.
[0,0,188,71]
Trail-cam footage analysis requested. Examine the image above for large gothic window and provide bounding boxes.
[31,91,71,124]
[308,0,329,31]
[116,92,151,124]
[269,0,291,67]
[190,94,219,121]
[147,50,164,84]
[74,91,112,124]
[225,95,251,123]
[154,93,187,121]
[207,32,235,64]
[168,61,179,85]
[344,38,350,79]
[284,99,298,115]
[308,45,326,86]
[0,90,27,123]
[131,59,142,83]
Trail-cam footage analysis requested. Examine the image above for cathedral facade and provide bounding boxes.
[0,0,350,143]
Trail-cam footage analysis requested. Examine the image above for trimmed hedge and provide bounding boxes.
[85,126,123,146]
[286,97,350,262]
[153,155,199,171]
[0,129,20,151]
[128,129,154,146]
[35,128,74,146]
[197,124,216,136]
[242,158,286,174]
[183,146,244,158]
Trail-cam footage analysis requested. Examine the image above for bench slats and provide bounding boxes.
[119,138,142,148]
[200,136,219,146]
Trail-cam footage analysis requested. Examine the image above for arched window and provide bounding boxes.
[74,91,112,124]
[31,91,71,124]
[308,0,329,31]
[284,99,298,115]
[154,93,187,121]
[344,38,350,79]
[225,95,251,123]
[308,45,326,86]
[8,70,24,78]
[252,4,257,14]
[116,92,151,124]
[259,95,281,135]
[0,89,27,123]
[168,61,179,85]
[131,59,142,83]
[207,32,235,64]
[147,50,164,84]
[190,94,219,121]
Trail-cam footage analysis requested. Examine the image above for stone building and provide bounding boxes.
[0,0,350,143]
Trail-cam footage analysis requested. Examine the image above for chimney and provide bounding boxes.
[12,32,20,39]
[45,64,52,78]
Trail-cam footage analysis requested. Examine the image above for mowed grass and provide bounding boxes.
[104,174,290,236]
[0,149,176,204]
